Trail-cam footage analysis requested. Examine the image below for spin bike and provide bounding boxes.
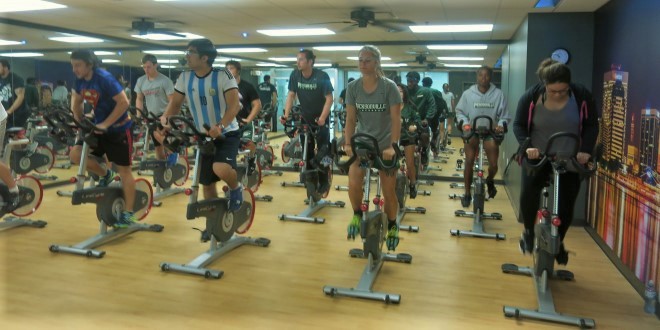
[502,132,596,328]
[450,116,505,240]
[0,128,46,231]
[252,104,281,177]
[45,110,162,258]
[278,112,345,223]
[323,133,412,304]
[394,118,426,232]
[133,107,189,206]
[236,125,272,202]
[159,116,269,279]
[9,115,57,181]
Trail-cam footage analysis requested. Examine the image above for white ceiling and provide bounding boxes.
[0,0,609,70]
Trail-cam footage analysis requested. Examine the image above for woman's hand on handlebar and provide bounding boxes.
[382,146,395,161]
[526,148,541,160]
[279,115,288,125]
[494,125,505,134]
[576,152,591,165]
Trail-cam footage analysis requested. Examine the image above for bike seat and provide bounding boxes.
[7,127,26,138]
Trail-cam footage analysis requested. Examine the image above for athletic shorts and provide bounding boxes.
[199,132,240,186]
[76,129,133,166]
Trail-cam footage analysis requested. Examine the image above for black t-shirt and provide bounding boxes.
[257,82,276,106]
[0,72,26,116]
[288,68,334,124]
[237,79,260,120]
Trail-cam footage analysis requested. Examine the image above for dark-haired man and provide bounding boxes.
[160,38,243,212]
[281,49,334,193]
[135,54,174,160]
[421,76,448,156]
[257,75,278,132]
[0,59,27,129]
[405,71,436,166]
[68,49,137,227]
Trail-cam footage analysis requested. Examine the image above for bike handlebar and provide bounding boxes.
[458,115,507,142]
[334,133,401,172]
[523,132,596,177]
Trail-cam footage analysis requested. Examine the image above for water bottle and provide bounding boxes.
[644,280,657,314]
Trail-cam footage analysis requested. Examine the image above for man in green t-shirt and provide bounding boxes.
[405,71,436,165]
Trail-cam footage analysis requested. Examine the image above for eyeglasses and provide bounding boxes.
[185,49,198,56]
[546,87,570,95]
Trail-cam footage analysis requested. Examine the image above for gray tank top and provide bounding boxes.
[531,93,580,156]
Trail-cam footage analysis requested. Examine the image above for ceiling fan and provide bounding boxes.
[313,8,415,33]
[129,18,185,37]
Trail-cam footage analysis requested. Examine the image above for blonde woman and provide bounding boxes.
[343,45,402,251]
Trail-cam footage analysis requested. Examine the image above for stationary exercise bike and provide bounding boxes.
[159,116,269,279]
[278,111,345,223]
[132,107,189,206]
[45,110,162,258]
[251,104,281,177]
[450,115,505,240]
[502,132,596,328]
[323,133,412,304]
[395,119,426,232]
[0,128,46,231]
[9,116,56,180]
[236,126,272,202]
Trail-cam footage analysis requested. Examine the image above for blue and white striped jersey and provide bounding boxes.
[174,68,239,133]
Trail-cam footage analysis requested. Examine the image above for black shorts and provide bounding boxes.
[76,129,133,166]
[199,132,240,186]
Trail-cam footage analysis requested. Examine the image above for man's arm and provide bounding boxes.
[70,89,84,121]
[271,89,278,108]
[160,91,185,126]
[6,87,24,115]
[97,92,130,129]
[283,90,296,119]
[245,98,262,123]
[135,93,145,113]
[219,88,240,128]
[317,93,333,125]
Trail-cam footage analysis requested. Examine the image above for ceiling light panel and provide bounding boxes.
[257,28,334,37]
[410,24,493,33]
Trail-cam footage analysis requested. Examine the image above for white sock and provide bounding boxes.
[9,186,19,194]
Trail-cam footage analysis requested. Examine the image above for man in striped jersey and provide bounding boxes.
[161,38,243,211]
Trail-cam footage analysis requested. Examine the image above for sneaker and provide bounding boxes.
[5,191,20,212]
[347,214,360,240]
[386,223,400,251]
[166,153,179,167]
[519,231,533,255]
[556,243,569,265]
[409,182,417,199]
[228,184,244,212]
[97,169,116,188]
[487,179,497,198]
[115,211,137,228]
[461,194,472,208]
[247,156,256,175]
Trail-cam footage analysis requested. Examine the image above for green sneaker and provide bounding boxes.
[115,211,137,228]
[386,223,400,251]
[347,214,360,240]
[98,169,116,188]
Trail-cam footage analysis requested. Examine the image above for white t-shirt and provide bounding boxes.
[174,68,239,133]
[442,91,455,112]
[0,102,7,122]
[135,72,174,116]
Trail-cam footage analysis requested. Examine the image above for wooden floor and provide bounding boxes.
[0,134,657,329]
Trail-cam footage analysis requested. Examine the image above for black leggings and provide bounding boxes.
[519,159,582,241]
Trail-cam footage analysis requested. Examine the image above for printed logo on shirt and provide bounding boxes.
[0,84,12,102]
[298,82,317,90]
[209,88,217,96]
[356,103,386,112]
[474,102,495,109]
[81,89,100,108]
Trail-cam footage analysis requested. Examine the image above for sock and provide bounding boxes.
[9,186,19,194]
[387,220,397,230]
